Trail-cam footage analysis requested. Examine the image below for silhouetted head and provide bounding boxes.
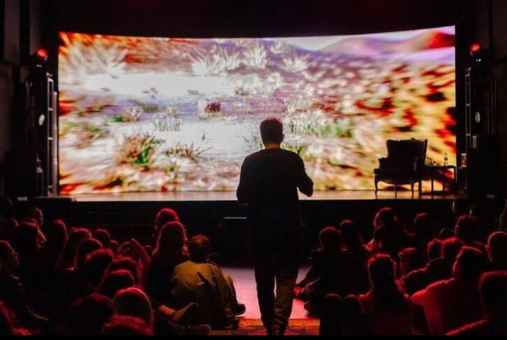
[12,222,39,255]
[439,228,455,240]
[113,287,153,328]
[488,232,507,263]
[26,207,43,228]
[93,229,111,248]
[319,226,342,252]
[109,257,141,285]
[374,208,396,229]
[455,215,479,243]
[413,213,436,241]
[102,316,152,336]
[154,208,181,234]
[154,221,187,259]
[441,237,465,263]
[46,220,68,251]
[427,239,443,260]
[189,235,211,263]
[398,248,426,276]
[83,249,115,287]
[67,294,114,336]
[452,198,470,218]
[339,220,365,253]
[453,247,488,282]
[77,239,103,270]
[480,272,507,318]
[260,118,284,146]
[99,270,136,300]
[368,254,397,289]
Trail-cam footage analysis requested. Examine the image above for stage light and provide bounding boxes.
[36,49,48,59]
[470,43,481,54]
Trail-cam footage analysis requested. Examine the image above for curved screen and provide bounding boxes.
[58,27,456,194]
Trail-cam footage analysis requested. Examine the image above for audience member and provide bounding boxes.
[170,235,240,329]
[369,208,410,259]
[339,220,371,265]
[412,247,488,335]
[455,216,487,254]
[487,232,507,270]
[102,315,153,336]
[448,272,507,336]
[66,294,114,335]
[408,214,437,254]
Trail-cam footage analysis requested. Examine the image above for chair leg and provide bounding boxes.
[411,181,415,198]
[375,179,379,195]
[419,180,423,196]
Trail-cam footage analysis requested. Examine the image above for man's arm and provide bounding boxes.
[296,156,314,197]
[237,159,251,205]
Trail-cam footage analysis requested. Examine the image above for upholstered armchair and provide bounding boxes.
[374,139,428,196]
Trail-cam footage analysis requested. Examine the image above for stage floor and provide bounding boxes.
[66,190,454,202]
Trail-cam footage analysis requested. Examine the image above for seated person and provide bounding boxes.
[170,235,243,329]
[368,208,410,259]
[295,227,369,314]
[487,232,507,271]
[454,216,487,254]
[412,247,488,335]
[448,272,507,336]
[359,255,413,336]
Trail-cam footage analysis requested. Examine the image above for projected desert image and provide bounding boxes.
[58,27,456,194]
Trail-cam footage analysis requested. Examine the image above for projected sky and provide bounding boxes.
[58,27,456,194]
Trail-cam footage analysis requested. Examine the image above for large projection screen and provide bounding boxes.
[58,27,456,194]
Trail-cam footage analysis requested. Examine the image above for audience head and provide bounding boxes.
[154,221,187,259]
[453,198,470,218]
[455,215,479,243]
[413,213,436,240]
[84,249,115,287]
[480,272,507,319]
[374,207,396,229]
[260,118,284,146]
[441,237,465,263]
[99,270,135,299]
[398,248,426,276]
[189,235,212,263]
[368,254,397,289]
[487,232,507,263]
[439,228,455,240]
[0,241,19,274]
[12,221,39,255]
[319,226,342,252]
[154,208,180,234]
[77,239,103,270]
[113,287,153,328]
[453,247,488,282]
[26,207,43,228]
[67,294,114,335]
[0,219,18,242]
[93,229,111,249]
[339,220,365,253]
[427,239,443,260]
[46,220,68,250]
[109,257,141,285]
[102,316,152,336]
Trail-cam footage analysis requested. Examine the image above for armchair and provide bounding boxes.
[374,139,428,196]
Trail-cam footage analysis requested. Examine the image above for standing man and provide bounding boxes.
[237,118,314,336]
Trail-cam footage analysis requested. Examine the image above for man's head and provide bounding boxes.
[455,215,479,243]
[441,237,465,263]
[189,235,212,263]
[67,294,114,335]
[260,118,284,146]
[480,272,507,319]
[368,254,397,289]
[319,226,342,252]
[487,232,507,263]
[27,207,43,228]
[374,207,396,229]
[453,247,488,282]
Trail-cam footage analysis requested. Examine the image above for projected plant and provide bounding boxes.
[269,41,288,55]
[164,133,211,162]
[152,107,182,132]
[243,132,264,152]
[283,54,310,73]
[114,106,144,123]
[117,131,165,168]
[284,109,355,139]
[243,45,268,69]
[59,32,128,85]
[74,122,110,148]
